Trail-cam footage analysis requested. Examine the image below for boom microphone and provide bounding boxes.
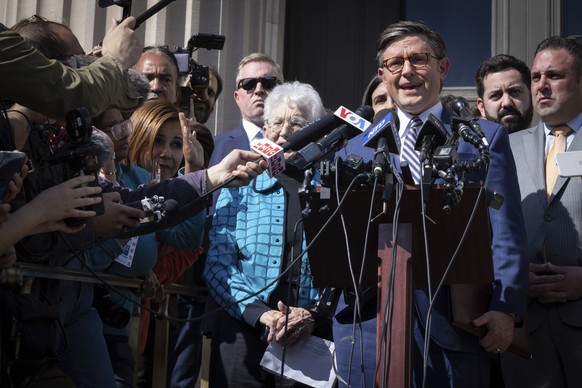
[280,114,340,152]
[280,105,373,152]
[286,105,374,170]
[361,109,400,177]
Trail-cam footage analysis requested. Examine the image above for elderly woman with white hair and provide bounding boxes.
[204,81,330,387]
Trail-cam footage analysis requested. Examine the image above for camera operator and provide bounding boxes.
[134,46,219,170]
[0,16,143,124]
[165,61,223,387]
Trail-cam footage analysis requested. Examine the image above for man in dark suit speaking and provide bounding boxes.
[375,20,527,387]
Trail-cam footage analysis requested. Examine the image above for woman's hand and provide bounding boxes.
[180,100,204,174]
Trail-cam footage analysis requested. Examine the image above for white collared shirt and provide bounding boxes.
[242,119,264,147]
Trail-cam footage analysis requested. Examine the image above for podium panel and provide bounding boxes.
[299,184,494,288]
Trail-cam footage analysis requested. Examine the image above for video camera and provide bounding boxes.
[23,107,104,225]
[174,33,225,117]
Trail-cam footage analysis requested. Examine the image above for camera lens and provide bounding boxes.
[93,287,131,329]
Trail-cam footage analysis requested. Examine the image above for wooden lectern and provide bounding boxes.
[300,184,502,387]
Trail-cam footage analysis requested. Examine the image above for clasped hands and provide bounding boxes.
[259,301,315,348]
[528,262,582,303]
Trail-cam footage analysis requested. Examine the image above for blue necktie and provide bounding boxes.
[401,116,422,184]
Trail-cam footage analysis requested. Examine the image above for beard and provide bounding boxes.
[485,105,533,133]
[193,105,210,124]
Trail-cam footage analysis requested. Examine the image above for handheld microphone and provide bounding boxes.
[125,195,179,224]
[361,109,400,177]
[414,113,450,163]
[110,196,180,240]
[251,138,285,177]
[286,106,373,170]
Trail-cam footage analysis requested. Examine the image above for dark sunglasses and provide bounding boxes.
[237,76,280,91]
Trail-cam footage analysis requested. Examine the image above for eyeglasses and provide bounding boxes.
[103,119,132,140]
[267,116,307,132]
[382,52,441,74]
[237,76,280,91]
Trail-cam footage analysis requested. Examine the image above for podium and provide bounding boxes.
[300,184,496,387]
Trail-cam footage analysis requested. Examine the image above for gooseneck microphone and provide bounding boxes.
[450,96,486,139]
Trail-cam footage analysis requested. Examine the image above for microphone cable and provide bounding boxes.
[420,186,486,388]
[333,154,379,388]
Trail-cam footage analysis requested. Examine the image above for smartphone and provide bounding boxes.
[555,150,582,177]
[0,150,27,200]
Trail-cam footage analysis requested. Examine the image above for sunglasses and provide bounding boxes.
[237,76,280,91]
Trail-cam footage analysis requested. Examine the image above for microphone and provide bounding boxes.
[400,161,415,185]
[251,138,286,177]
[414,113,450,163]
[450,96,474,121]
[125,195,179,224]
[109,196,180,240]
[286,105,374,170]
[450,96,486,139]
[280,114,341,152]
[361,109,400,177]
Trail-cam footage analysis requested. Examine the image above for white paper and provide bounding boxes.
[260,335,336,388]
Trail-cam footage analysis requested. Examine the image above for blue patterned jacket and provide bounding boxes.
[204,171,320,327]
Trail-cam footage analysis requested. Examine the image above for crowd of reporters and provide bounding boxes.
[1,11,582,388]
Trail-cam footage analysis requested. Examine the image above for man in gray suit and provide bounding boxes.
[502,36,582,387]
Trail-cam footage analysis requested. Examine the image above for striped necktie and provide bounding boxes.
[401,116,423,184]
[545,125,572,197]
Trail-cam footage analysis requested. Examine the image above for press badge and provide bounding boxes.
[115,236,139,267]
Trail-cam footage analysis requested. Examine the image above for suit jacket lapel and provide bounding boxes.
[522,123,548,207]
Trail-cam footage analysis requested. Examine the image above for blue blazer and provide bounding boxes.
[209,124,250,167]
[336,110,528,354]
[412,110,528,354]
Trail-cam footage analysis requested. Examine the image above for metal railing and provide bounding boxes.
[1,262,208,387]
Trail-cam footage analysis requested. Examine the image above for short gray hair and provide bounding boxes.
[263,81,326,123]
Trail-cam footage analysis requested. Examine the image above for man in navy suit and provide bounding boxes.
[209,53,283,165]
[475,54,533,134]
[501,36,582,388]
[374,20,528,387]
